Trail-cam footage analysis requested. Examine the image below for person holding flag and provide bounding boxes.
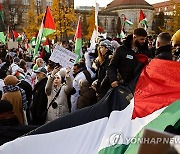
[108,28,148,88]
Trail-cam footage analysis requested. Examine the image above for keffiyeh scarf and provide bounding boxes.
[3,85,28,110]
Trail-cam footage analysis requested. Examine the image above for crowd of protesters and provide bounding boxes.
[0,28,180,128]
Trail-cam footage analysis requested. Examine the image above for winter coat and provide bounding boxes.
[2,90,24,124]
[45,76,73,123]
[155,45,173,60]
[108,45,139,84]
[77,87,97,109]
[31,77,48,125]
[96,51,112,98]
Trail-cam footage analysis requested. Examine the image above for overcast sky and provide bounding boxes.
[74,0,168,7]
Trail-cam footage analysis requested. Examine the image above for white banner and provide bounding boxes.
[49,45,77,68]
[7,41,18,49]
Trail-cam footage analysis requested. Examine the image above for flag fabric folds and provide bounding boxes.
[74,19,82,63]
[0,59,180,154]
[34,6,55,58]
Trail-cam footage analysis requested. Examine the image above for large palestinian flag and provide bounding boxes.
[0,59,180,154]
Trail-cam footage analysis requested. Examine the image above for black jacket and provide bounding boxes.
[96,51,112,95]
[108,45,139,84]
[108,35,149,84]
[31,77,48,125]
[155,45,173,60]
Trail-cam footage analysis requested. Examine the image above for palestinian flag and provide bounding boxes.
[12,30,22,42]
[34,6,55,58]
[1,59,180,154]
[74,19,82,63]
[30,32,38,46]
[124,18,133,26]
[42,38,50,53]
[139,10,148,30]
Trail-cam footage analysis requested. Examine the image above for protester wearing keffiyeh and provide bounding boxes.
[2,75,27,124]
[3,85,28,110]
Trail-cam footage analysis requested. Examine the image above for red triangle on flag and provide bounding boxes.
[75,20,82,39]
[43,38,49,46]
[12,30,19,39]
[43,6,56,30]
[139,10,146,22]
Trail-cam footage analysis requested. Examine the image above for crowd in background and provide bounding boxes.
[0,28,180,128]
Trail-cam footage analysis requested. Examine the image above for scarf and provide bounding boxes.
[3,85,28,110]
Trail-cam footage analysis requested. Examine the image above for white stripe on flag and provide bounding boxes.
[98,98,134,151]
[0,118,108,154]
[98,98,167,152]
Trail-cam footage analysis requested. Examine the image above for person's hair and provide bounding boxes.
[48,62,55,70]
[78,59,85,68]
[158,32,171,44]
[19,59,27,72]
[134,28,147,37]
[73,63,81,69]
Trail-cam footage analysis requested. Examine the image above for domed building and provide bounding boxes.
[98,0,154,36]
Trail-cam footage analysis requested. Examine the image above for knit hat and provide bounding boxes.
[172,29,180,46]
[4,75,18,86]
[59,68,66,78]
[34,67,47,75]
[0,100,13,113]
[100,40,113,51]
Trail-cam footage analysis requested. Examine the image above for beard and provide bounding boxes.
[135,40,144,48]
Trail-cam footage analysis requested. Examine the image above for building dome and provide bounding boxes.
[106,0,154,11]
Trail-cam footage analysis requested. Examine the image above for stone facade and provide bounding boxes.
[105,0,154,35]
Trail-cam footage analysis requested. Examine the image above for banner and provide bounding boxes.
[7,41,18,49]
[49,45,77,68]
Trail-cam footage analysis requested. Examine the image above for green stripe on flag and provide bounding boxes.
[75,38,82,63]
[43,28,55,37]
[125,20,133,25]
[99,100,180,154]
